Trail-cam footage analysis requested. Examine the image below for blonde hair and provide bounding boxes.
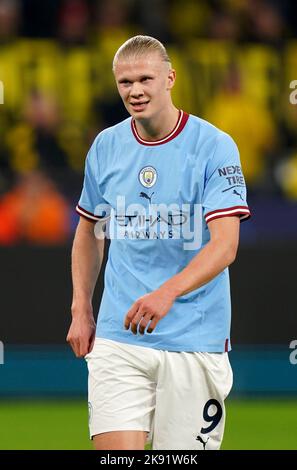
[113,35,171,70]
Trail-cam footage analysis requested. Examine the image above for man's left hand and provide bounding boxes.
[124,287,176,335]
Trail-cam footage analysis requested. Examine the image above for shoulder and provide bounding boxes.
[185,113,238,161]
[85,117,132,172]
[188,114,236,146]
[92,116,132,148]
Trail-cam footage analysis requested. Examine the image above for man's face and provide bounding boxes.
[113,52,176,120]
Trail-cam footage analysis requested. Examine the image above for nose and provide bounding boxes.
[130,81,144,98]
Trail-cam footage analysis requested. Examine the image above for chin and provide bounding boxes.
[131,109,151,121]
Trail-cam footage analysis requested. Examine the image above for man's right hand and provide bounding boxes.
[66,308,96,358]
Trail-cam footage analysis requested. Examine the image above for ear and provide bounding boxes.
[167,69,176,90]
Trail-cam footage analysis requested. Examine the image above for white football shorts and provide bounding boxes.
[85,337,233,450]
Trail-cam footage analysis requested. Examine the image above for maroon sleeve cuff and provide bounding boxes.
[205,206,251,224]
[76,204,102,222]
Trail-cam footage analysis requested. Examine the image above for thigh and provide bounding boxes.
[93,430,147,450]
[152,351,233,450]
[86,338,157,442]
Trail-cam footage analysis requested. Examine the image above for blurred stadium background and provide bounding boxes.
[0,0,297,450]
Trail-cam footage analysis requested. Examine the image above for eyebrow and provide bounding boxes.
[118,74,154,83]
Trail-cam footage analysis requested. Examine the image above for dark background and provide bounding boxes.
[0,242,295,345]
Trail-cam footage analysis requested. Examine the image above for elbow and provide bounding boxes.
[225,243,238,266]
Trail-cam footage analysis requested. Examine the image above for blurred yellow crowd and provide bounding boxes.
[1,34,297,244]
[1,36,297,181]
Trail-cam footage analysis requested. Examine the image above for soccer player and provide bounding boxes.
[66,35,251,450]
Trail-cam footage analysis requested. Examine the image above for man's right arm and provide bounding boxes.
[66,217,105,357]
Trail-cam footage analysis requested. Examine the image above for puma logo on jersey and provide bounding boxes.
[139,191,154,203]
[233,189,244,201]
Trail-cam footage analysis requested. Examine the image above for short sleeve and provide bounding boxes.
[76,137,110,222]
[202,133,251,224]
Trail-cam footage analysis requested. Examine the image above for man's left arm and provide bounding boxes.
[124,216,240,334]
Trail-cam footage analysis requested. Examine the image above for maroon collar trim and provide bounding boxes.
[131,110,189,146]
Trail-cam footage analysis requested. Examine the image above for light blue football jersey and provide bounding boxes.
[76,111,250,352]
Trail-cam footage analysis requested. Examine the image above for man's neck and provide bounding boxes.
[134,106,179,141]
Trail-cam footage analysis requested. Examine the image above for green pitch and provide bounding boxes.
[0,398,296,450]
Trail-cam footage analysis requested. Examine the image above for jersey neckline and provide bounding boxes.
[131,110,189,146]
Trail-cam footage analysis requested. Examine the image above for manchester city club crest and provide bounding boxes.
[139,166,157,188]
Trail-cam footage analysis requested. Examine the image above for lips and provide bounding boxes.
[130,101,149,111]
